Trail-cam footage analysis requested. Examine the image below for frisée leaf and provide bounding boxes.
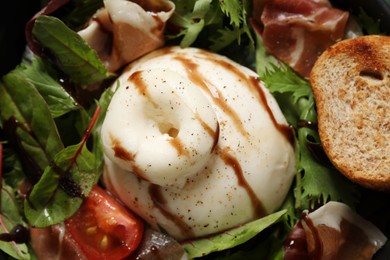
[219,0,245,28]
[169,0,253,51]
[169,0,214,47]
[260,64,360,212]
[214,0,253,50]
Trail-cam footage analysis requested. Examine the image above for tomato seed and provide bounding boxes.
[100,235,109,249]
[86,226,98,235]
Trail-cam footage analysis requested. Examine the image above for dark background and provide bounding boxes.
[0,0,41,76]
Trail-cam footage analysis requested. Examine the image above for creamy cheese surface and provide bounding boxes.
[101,47,296,240]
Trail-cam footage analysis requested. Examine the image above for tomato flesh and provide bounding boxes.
[65,185,143,260]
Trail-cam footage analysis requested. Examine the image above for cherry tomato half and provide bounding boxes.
[65,185,143,260]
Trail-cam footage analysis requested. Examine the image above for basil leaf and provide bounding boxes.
[182,210,286,258]
[32,15,110,84]
[0,73,63,174]
[24,143,98,227]
[0,184,30,260]
[13,57,79,118]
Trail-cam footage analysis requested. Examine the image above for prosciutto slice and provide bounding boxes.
[78,0,175,72]
[30,224,88,260]
[260,0,349,78]
[284,202,387,260]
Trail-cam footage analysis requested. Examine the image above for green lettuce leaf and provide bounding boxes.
[0,73,63,173]
[91,86,115,167]
[0,184,30,260]
[1,146,25,189]
[32,15,111,85]
[12,56,79,118]
[24,143,98,227]
[182,210,286,258]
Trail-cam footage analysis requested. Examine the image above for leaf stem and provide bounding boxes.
[65,105,101,173]
[0,142,3,190]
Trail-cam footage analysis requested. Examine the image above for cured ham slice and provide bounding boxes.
[30,224,88,260]
[78,0,175,72]
[259,0,349,78]
[284,202,387,259]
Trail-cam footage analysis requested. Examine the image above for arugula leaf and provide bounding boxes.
[12,56,79,118]
[24,143,98,227]
[32,15,111,84]
[0,73,63,175]
[182,210,286,258]
[0,184,30,260]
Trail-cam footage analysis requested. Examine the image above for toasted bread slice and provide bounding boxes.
[310,35,390,191]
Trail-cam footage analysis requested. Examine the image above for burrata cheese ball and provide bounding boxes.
[101,46,295,240]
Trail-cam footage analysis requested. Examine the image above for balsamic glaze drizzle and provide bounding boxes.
[0,224,29,244]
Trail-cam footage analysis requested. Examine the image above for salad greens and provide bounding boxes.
[260,64,359,209]
[169,0,254,51]
[10,56,78,119]
[0,185,30,260]
[32,15,112,84]
[0,4,114,253]
[182,209,287,258]
[0,0,388,259]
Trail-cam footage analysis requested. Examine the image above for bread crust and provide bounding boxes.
[310,35,390,191]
